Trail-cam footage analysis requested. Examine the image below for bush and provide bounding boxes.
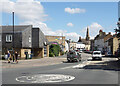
[49,52,54,57]
[49,44,60,57]
[61,51,65,55]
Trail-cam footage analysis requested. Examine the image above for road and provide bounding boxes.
[2,53,119,86]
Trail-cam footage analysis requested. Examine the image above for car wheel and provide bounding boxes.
[68,60,70,62]
[92,58,95,60]
[76,59,79,62]
[79,58,81,61]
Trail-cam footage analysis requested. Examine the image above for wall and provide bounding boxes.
[65,41,69,52]
[21,49,31,59]
[113,37,119,55]
[32,28,39,48]
[32,48,43,58]
[69,42,76,50]
[2,33,22,49]
[94,39,104,51]
[85,45,90,50]
[39,29,46,48]
[76,43,85,49]
[46,36,65,47]
[22,26,32,48]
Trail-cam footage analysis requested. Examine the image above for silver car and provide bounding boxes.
[67,50,81,62]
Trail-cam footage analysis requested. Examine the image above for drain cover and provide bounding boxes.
[16,74,75,83]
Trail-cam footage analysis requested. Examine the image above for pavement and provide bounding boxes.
[82,57,120,71]
[1,57,66,69]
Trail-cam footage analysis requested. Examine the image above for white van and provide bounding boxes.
[92,51,102,60]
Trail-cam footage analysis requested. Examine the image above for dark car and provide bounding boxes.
[67,50,81,62]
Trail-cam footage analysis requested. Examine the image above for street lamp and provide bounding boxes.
[12,12,15,62]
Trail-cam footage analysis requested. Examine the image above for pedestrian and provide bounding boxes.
[7,51,11,63]
[15,51,18,63]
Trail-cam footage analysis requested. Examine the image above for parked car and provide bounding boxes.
[92,51,102,60]
[67,50,81,62]
[116,48,120,60]
[105,52,113,57]
[79,49,83,53]
[75,49,82,53]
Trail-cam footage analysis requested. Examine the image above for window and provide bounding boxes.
[29,36,31,42]
[6,35,12,42]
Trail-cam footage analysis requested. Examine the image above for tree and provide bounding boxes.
[49,44,61,57]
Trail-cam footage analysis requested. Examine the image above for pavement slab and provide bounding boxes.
[1,57,66,69]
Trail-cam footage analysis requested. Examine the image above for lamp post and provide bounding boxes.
[12,12,15,62]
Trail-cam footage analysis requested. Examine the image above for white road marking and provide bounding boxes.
[60,57,92,69]
[16,74,75,83]
[72,60,91,68]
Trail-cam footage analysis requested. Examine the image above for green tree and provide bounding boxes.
[49,44,61,57]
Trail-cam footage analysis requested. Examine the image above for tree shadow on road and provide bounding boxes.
[82,60,120,71]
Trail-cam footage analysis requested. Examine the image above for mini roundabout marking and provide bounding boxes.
[16,74,75,83]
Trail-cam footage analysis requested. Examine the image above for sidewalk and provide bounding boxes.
[1,57,66,69]
[82,57,120,71]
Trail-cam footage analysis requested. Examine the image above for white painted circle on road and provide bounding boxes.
[16,74,75,83]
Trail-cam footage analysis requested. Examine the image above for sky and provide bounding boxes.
[0,0,119,42]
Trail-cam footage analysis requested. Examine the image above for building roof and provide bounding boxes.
[94,31,106,40]
[105,34,118,42]
[1,25,32,33]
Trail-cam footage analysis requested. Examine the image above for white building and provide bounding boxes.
[94,30,112,53]
[94,30,106,51]
[76,42,85,50]
[69,42,77,50]
[94,39,104,51]
[65,41,69,52]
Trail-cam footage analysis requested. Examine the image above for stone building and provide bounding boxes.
[69,42,77,50]
[103,32,113,53]
[1,25,49,59]
[94,30,114,54]
[94,30,106,52]
[45,35,65,52]
[105,35,119,55]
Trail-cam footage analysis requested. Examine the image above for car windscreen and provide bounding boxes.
[93,52,101,54]
[69,52,75,54]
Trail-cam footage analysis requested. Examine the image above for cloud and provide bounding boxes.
[21,21,79,41]
[81,22,104,39]
[1,0,48,22]
[65,32,80,42]
[1,0,80,42]
[67,22,74,27]
[65,7,86,14]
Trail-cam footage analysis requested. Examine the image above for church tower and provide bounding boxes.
[86,27,90,41]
